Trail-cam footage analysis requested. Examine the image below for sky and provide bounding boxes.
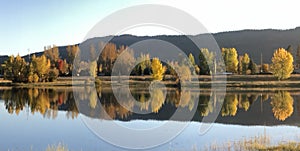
[1,0,300,56]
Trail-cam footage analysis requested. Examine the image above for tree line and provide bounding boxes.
[0,42,298,82]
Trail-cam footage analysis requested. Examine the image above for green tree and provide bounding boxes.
[286,45,293,53]
[199,48,214,75]
[48,68,59,82]
[270,48,294,80]
[248,59,258,74]
[198,95,213,116]
[151,58,166,81]
[136,53,151,75]
[222,48,239,73]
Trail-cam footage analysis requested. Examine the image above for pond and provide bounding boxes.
[0,87,299,150]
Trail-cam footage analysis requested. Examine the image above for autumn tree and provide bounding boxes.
[151,58,166,81]
[99,42,117,75]
[271,91,294,121]
[241,53,250,74]
[44,45,60,66]
[270,48,294,80]
[262,64,269,73]
[2,55,27,82]
[238,56,243,74]
[188,53,200,74]
[31,55,51,82]
[57,59,69,75]
[188,53,195,66]
[169,60,192,84]
[222,48,238,73]
[67,45,80,73]
[113,48,135,75]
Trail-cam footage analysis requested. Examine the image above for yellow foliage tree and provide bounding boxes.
[32,55,51,82]
[2,55,27,82]
[222,48,239,73]
[151,58,166,81]
[241,53,250,74]
[270,48,294,80]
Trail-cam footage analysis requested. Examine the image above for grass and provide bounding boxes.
[45,143,69,151]
[2,74,300,88]
[203,134,300,151]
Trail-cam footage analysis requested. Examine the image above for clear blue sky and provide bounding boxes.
[0,0,148,56]
[1,0,300,56]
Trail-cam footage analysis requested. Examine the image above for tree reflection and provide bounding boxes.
[239,94,250,111]
[271,91,294,121]
[2,88,295,121]
[1,88,78,119]
[150,88,165,113]
[198,94,213,116]
[97,88,133,120]
[221,94,238,116]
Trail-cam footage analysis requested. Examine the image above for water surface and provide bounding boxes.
[0,87,299,150]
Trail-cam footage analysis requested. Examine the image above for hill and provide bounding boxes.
[1,27,300,65]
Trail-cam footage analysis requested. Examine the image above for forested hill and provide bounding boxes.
[1,27,300,65]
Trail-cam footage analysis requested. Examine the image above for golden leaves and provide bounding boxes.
[271,48,294,80]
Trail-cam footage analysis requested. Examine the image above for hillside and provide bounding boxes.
[1,27,300,65]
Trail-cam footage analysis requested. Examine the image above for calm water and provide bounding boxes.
[0,87,300,150]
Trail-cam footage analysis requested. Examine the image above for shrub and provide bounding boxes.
[48,68,59,82]
[33,74,39,83]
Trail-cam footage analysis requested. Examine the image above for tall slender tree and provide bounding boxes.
[151,58,166,81]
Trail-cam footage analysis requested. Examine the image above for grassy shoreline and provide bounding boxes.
[1,74,300,88]
[205,134,300,151]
